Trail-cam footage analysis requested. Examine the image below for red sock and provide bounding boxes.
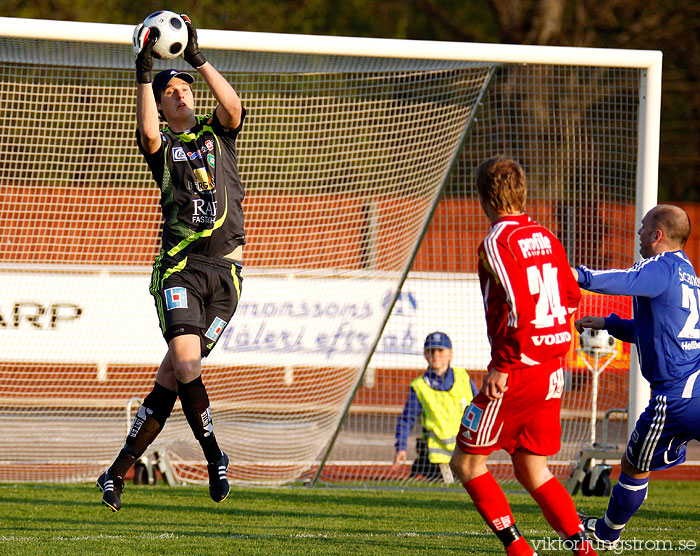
[506,537,535,556]
[464,472,516,533]
[531,477,584,538]
[464,472,535,556]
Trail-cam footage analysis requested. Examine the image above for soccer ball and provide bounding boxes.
[578,327,616,355]
[134,11,188,60]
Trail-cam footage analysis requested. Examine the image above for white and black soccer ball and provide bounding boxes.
[133,11,188,60]
[578,327,616,355]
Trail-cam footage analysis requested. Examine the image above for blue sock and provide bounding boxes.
[596,472,649,541]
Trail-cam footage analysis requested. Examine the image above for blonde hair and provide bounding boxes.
[476,156,527,214]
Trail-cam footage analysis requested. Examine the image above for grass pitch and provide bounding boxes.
[0,480,698,555]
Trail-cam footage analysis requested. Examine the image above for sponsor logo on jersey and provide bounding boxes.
[518,232,552,258]
[461,403,483,432]
[165,287,188,310]
[191,167,215,191]
[207,153,215,168]
[172,147,187,161]
[192,198,218,224]
[532,331,572,345]
[678,268,700,287]
[682,340,700,350]
[174,141,214,164]
[187,167,215,193]
[205,316,227,342]
[187,179,217,193]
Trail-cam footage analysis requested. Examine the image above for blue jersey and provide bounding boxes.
[577,251,700,397]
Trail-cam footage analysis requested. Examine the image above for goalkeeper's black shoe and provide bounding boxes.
[97,470,124,512]
[207,451,230,503]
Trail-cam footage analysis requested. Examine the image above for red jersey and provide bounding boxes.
[478,213,581,374]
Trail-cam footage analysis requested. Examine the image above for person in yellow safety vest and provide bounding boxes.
[392,332,478,481]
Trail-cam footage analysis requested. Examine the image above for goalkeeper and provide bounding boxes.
[97,15,246,511]
[392,332,477,482]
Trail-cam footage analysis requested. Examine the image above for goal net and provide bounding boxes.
[0,18,660,486]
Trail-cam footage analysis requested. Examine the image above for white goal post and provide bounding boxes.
[0,16,659,486]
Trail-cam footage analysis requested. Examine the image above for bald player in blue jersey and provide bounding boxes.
[573,204,700,550]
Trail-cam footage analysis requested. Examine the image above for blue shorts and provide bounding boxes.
[626,394,700,472]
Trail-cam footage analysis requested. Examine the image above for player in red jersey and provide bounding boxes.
[450,156,597,556]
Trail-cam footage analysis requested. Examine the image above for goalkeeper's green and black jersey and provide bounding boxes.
[136,108,246,263]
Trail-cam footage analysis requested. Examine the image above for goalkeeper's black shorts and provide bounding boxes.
[150,252,243,357]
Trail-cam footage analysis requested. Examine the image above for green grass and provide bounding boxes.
[1,480,699,555]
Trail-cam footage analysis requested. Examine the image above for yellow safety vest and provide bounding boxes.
[411,367,474,464]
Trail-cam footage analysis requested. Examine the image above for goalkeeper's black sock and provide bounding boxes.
[108,450,136,480]
[177,376,222,463]
[109,382,177,478]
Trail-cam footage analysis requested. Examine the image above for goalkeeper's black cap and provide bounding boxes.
[152,69,194,100]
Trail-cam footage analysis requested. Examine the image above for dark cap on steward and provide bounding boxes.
[152,69,194,100]
[424,331,452,350]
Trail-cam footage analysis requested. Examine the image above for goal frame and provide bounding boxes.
[0,15,661,476]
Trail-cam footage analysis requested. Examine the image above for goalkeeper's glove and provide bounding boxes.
[181,14,207,69]
[133,24,159,84]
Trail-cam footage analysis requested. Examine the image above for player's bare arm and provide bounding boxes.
[136,84,161,154]
[180,14,242,130]
[574,315,605,333]
[199,63,243,130]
